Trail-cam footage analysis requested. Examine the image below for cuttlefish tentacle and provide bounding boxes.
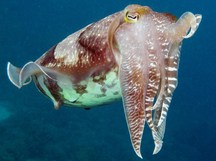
[167,12,202,42]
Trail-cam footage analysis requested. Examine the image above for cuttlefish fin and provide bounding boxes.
[7,62,32,88]
[7,61,57,88]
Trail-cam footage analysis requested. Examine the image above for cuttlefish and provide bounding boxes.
[7,4,202,159]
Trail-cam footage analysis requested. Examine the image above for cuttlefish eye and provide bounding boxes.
[125,11,140,23]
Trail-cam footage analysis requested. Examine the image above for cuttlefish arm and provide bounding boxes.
[153,12,202,125]
[154,12,202,111]
[108,5,159,158]
[152,12,202,151]
[166,12,202,42]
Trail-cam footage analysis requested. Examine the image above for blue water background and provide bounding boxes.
[0,0,215,161]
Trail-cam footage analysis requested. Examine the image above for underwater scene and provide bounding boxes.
[0,0,215,161]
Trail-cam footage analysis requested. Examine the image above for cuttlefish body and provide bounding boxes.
[7,4,201,158]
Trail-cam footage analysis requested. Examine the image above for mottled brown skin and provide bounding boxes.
[36,14,120,84]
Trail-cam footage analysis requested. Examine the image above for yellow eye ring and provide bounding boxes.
[124,11,140,23]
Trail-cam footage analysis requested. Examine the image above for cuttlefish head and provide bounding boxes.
[108,4,201,159]
[107,5,160,159]
[108,4,202,62]
[108,5,153,64]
